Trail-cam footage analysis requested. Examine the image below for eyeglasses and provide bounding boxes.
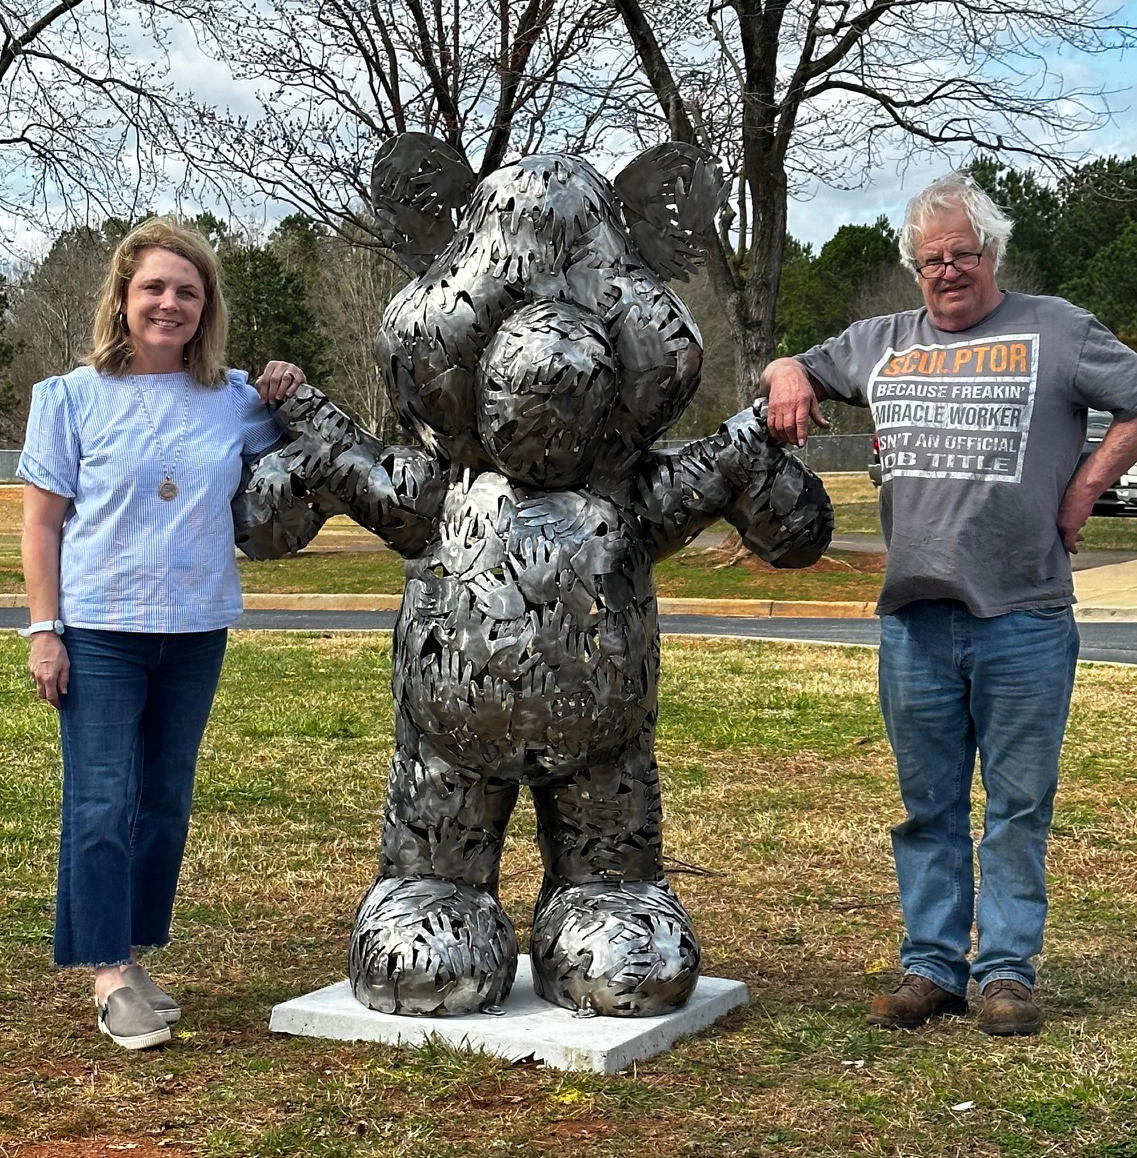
[915,250,985,280]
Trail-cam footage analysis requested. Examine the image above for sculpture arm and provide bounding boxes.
[232,450,348,561]
[632,402,833,567]
[232,383,446,560]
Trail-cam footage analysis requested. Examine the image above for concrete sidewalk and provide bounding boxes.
[230,573,1137,621]
[4,580,1135,620]
[0,592,877,618]
[1072,559,1137,620]
[2,542,1135,622]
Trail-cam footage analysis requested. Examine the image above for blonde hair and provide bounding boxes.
[89,219,229,386]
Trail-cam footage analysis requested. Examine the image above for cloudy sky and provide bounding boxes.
[784,1,1137,247]
[33,2,1137,255]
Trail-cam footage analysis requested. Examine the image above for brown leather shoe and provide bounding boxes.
[979,979,1041,1036]
[867,973,968,1029]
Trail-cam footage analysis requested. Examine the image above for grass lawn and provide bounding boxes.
[3,476,1137,601]
[2,632,1136,1156]
[816,472,884,536]
[0,479,890,602]
[231,544,887,602]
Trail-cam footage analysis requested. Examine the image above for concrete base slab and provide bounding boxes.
[269,955,748,1073]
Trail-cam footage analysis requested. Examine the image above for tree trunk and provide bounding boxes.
[730,230,783,410]
[734,302,777,408]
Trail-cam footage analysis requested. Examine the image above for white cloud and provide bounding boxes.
[788,155,949,248]
[163,21,267,122]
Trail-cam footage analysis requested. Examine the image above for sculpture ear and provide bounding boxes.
[614,142,728,281]
[371,132,476,273]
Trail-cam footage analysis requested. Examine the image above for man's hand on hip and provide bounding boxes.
[1057,486,1093,554]
[1060,415,1137,553]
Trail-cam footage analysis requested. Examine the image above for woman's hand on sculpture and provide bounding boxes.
[255,361,306,403]
[28,633,69,709]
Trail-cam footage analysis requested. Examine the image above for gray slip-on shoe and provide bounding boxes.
[121,963,181,1023]
[97,987,172,1050]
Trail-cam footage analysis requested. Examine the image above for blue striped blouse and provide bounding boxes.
[18,366,282,632]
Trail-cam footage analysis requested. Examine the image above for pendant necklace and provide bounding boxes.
[132,375,190,501]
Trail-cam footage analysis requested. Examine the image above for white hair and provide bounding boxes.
[899,173,1014,277]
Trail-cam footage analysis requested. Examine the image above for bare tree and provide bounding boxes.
[311,231,407,435]
[177,0,636,243]
[2,223,113,437]
[0,2,190,238]
[613,0,1137,406]
[672,266,744,436]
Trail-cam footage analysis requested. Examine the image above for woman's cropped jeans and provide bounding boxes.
[878,600,1079,996]
[54,627,227,968]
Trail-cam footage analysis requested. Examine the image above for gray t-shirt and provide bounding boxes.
[798,292,1137,617]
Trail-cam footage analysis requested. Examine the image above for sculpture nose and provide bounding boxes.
[476,300,617,489]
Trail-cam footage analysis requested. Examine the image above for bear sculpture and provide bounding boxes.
[234,134,833,1018]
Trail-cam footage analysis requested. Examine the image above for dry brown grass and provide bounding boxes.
[0,483,888,600]
[2,634,1136,1156]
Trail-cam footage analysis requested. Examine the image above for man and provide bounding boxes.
[761,173,1137,1035]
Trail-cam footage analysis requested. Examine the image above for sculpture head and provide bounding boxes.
[371,134,726,489]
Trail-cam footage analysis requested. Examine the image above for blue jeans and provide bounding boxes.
[55,627,227,968]
[878,601,1079,995]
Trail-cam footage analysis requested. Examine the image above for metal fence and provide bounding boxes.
[792,433,874,473]
[1,434,875,484]
[655,433,873,474]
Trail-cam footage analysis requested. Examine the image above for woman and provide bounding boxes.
[19,219,303,1050]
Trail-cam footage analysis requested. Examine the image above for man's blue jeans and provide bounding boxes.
[54,627,227,968]
[878,600,1079,995]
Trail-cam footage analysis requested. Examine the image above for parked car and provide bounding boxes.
[868,433,882,486]
[1083,409,1137,516]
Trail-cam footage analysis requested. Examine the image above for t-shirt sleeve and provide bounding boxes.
[795,323,873,407]
[1072,311,1137,420]
[17,376,79,498]
[228,370,284,459]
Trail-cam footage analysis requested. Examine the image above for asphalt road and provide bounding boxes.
[661,615,1137,666]
[7,609,1137,665]
[828,531,1137,571]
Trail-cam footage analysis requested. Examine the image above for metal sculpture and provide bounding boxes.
[234,134,833,1019]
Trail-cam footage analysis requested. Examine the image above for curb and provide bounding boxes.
[243,593,404,611]
[241,594,878,618]
[3,591,1134,621]
[656,597,874,618]
[1071,606,1137,622]
[0,592,873,617]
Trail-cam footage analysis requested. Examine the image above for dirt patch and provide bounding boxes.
[14,1143,194,1157]
[545,1119,613,1140]
[772,550,886,574]
[704,547,888,574]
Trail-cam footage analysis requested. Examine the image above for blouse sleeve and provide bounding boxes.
[17,376,80,497]
[228,370,284,459]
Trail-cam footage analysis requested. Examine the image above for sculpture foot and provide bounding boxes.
[530,880,701,1016]
[349,876,518,1016]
